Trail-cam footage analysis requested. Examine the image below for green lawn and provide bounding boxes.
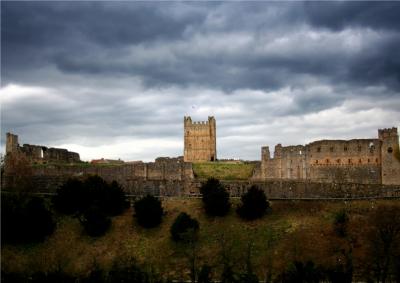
[192,162,256,180]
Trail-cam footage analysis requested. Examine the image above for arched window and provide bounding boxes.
[388,147,393,153]
[369,142,375,153]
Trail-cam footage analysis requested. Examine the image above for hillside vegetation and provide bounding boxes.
[3,199,399,281]
[192,161,255,180]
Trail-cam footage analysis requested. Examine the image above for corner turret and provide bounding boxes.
[379,127,400,185]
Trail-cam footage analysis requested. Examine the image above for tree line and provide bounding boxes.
[2,176,400,282]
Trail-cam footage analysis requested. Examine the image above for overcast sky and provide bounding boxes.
[1,2,400,161]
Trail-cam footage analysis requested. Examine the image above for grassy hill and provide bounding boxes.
[192,161,256,180]
[2,199,399,281]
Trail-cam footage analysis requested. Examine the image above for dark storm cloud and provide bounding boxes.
[1,1,206,78]
[3,1,400,93]
[347,35,400,92]
[304,2,400,31]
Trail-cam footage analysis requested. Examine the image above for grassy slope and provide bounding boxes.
[192,162,255,180]
[2,199,399,280]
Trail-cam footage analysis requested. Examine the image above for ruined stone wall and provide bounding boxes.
[261,145,280,179]
[6,133,80,164]
[2,157,194,192]
[308,165,381,184]
[224,180,400,199]
[3,174,399,199]
[260,128,400,185]
[280,145,307,179]
[307,139,382,184]
[307,139,381,167]
[184,116,216,162]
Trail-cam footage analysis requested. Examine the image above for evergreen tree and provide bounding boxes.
[170,212,199,242]
[237,185,269,220]
[134,195,164,228]
[200,178,230,216]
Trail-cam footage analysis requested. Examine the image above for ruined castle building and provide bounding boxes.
[5,132,80,163]
[260,127,400,185]
[184,116,217,162]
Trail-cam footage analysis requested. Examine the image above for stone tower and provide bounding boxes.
[6,132,19,155]
[379,127,400,185]
[184,116,217,162]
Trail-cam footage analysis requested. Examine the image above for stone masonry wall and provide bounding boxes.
[184,116,217,162]
[2,157,194,191]
[260,128,400,185]
[2,174,399,199]
[6,132,80,163]
[380,128,400,185]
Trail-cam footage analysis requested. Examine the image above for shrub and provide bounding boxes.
[220,265,238,283]
[106,180,130,216]
[2,195,55,244]
[108,257,149,283]
[237,185,269,220]
[239,272,259,283]
[198,265,212,283]
[134,195,164,228]
[276,260,323,283]
[52,178,86,215]
[170,212,199,242]
[333,209,349,237]
[53,176,129,217]
[200,178,230,216]
[324,263,353,283]
[81,262,106,283]
[2,270,76,283]
[81,205,111,237]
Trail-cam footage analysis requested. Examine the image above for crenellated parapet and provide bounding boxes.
[378,127,398,139]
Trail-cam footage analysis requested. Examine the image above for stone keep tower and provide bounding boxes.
[184,116,217,162]
[379,127,400,185]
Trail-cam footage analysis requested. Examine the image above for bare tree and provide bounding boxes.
[367,205,400,283]
[261,228,279,283]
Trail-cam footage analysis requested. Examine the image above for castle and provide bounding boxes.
[259,127,400,185]
[183,116,216,162]
[3,120,400,188]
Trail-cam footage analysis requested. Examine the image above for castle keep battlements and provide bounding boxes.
[259,128,400,185]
